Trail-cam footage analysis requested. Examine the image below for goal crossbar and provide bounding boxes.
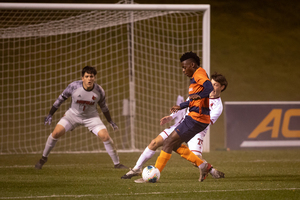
[0,3,209,11]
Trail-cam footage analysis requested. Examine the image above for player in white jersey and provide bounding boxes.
[35,66,127,169]
[121,72,228,182]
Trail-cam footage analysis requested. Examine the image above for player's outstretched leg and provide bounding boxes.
[35,156,48,169]
[122,136,163,179]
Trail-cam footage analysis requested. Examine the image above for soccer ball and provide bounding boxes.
[142,165,160,183]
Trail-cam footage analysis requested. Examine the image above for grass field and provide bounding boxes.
[1,0,299,199]
[1,150,300,199]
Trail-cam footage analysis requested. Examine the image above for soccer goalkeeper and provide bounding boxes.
[35,66,127,170]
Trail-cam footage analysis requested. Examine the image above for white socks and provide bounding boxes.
[103,138,119,165]
[42,134,58,157]
[133,147,156,170]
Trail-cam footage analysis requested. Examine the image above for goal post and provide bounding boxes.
[0,1,211,154]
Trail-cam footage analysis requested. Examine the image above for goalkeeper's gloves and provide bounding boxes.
[44,114,53,125]
[110,122,118,131]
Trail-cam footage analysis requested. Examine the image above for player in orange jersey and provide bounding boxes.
[154,51,214,182]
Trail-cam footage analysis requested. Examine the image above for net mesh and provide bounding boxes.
[0,1,205,154]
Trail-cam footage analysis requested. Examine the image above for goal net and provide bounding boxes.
[0,1,210,154]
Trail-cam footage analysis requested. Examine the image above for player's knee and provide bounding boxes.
[148,139,157,150]
[51,130,64,139]
[97,129,110,141]
[149,137,163,150]
[99,135,110,142]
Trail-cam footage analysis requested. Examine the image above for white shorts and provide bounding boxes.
[159,120,183,140]
[57,109,107,136]
[159,119,208,156]
[187,126,208,156]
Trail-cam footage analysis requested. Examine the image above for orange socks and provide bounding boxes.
[155,150,172,172]
[176,144,204,167]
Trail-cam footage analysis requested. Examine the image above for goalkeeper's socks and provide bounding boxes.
[103,138,119,165]
[155,150,172,172]
[42,133,58,157]
[175,144,204,167]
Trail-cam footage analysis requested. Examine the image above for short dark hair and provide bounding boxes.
[180,51,201,66]
[82,66,97,77]
[211,72,228,92]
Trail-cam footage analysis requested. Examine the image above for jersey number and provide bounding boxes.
[197,138,203,146]
[79,105,86,111]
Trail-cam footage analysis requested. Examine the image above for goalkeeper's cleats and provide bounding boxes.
[121,168,142,179]
[114,163,128,169]
[199,162,212,182]
[210,168,225,179]
[35,156,48,169]
[134,178,146,183]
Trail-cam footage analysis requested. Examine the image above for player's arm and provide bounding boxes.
[190,80,213,100]
[44,85,71,125]
[162,97,188,125]
[160,115,173,125]
[97,86,118,131]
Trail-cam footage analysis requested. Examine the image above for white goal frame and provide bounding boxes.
[0,2,211,153]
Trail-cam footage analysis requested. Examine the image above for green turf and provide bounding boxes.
[1,1,299,199]
[0,150,299,199]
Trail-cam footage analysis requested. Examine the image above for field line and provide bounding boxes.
[0,188,299,199]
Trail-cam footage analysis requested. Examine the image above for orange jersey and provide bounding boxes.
[188,68,210,124]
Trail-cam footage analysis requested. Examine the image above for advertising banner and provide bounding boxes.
[225,102,300,150]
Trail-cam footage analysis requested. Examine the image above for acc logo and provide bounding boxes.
[248,109,300,138]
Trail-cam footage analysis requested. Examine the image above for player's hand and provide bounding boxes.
[160,116,173,126]
[44,114,53,125]
[189,94,201,100]
[110,122,118,131]
[170,105,181,113]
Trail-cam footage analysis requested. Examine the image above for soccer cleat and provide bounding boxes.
[121,168,142,179]
[114,163,129,169]
[210,168,225,179]
[199,162,212,182]
[134,178,146,183]
[35,156,48,169]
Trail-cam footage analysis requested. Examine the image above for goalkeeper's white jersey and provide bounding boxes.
[52,80,109,117]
